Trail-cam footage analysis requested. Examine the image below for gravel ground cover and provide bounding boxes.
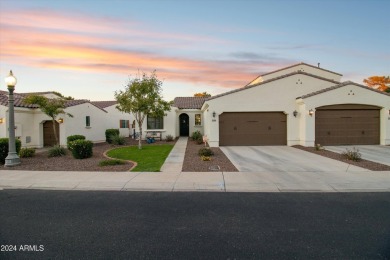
[182,139,238,172]
[293,145,390,171]
[0,138,176,172]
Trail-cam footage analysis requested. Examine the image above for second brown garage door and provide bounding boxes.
[219,112,287,146]
[315,104,380,145]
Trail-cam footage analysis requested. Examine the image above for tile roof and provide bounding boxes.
[173,97,206,109]
[297,81,390,99]
[206,71,340,101]
[91,101,117,109]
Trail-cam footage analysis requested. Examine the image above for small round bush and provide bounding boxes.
[19,147,36,158]
[191,130,202,141]
[70,139,93,159]
[98,159,126,167]
[198,147,214,157]
[105,129,119,143]
[165,135,174,142]
[67,135,86,150]
[48,145,66,157]
[109,134,126,145]
[0,138,22,164]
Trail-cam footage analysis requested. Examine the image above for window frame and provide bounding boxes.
[147,116,164,130]
[86,116,91,127]
[195,114,202,126]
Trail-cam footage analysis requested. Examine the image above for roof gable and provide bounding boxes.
[207,71,340,101]
[297,81,390,99]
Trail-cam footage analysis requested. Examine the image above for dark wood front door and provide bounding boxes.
[43,120,59,146]
[219,112,287,146]
[315,104,380,145]
[179,114,189,136]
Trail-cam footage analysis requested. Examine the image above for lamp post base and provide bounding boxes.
[4,152,21,167]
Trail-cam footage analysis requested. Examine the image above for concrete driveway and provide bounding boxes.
[325,145,390,166]
[220,146,366,172]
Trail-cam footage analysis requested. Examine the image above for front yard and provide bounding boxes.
[107,145,173,172]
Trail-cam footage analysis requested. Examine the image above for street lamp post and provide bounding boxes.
[4,70,20,167]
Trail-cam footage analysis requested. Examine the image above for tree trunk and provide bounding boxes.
[52,118,59,145]
[138,124,142,149]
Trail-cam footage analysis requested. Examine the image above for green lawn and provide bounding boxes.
[106,145,174,172]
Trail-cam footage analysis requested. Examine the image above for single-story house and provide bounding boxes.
[134,62,390,147]
[0,92,131,148]
[2,63,389,148]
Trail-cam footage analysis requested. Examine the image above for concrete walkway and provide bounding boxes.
[160,137,187,172]
[1,170,389,192]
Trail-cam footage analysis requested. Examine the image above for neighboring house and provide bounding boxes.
[0,92,131,148]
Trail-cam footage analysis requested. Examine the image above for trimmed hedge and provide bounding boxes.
[105,129,119,143]
[67,135,86,150]
[0,138,22,164]
[70,139,93,159]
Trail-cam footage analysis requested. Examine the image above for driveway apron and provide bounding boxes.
[220,146,366,172]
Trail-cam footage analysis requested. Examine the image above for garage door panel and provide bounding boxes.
[315,107,379,145]
[219,112,287,146]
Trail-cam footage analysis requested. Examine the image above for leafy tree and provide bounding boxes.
[194,92,212,97]
[23,95,73,145]
[115,71,171,149]
[363,76,390,92]
[52,91,74,100]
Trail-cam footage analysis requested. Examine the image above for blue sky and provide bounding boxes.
[0,0,389,101]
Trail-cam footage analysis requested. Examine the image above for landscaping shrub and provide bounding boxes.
[105,129,119,143]
[315,143,324,151]
[342,147,361,161]
[0,138,22,164]
[191,130,202,142]
[70,139,93,159]
[201,155,211,161]
[67,135,86,150]
[19,147,36,158]
[48,145,66,157]
[165,135,174,142]
[98,159,126,167]
[109,133,126,145]
[198,147,214,157]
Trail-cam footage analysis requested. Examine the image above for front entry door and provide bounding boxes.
[179,114,189,136]
[43,120,59,146]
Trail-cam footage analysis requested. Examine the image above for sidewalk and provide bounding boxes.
[0,137,390,192]
[1,170,390,192]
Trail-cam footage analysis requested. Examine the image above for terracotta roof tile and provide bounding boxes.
[297,81,390,99]
[173,97,206,109]
[91,101,117,109]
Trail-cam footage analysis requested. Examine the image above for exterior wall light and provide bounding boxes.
[309,109,314,116]
[58,118,64,124]
[293,110,298,117]
[212,111,216,118]
[0,118,3,124]
[4,70,21,167]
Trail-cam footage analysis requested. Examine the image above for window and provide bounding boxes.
[195,114,202,126]
[86,116,90,127]
[120,120,130,128]
[147,116,163,129]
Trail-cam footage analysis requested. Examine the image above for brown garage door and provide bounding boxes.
[219,112,287,146]
[315,104,380,145]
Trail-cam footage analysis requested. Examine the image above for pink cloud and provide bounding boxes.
[0,9,287,89]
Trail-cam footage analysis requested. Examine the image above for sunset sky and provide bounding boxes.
[0,0,389,101]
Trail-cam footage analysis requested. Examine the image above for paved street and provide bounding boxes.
[1,190,389,259]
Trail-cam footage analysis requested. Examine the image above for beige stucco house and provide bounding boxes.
[1,63,389,148]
